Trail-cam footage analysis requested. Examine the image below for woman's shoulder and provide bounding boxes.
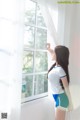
[57,66,66,77]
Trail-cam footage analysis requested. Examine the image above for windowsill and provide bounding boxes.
[21,92,48,104]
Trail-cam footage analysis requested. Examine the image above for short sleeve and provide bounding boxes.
[59,67,66,78]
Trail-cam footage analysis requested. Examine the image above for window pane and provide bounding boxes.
[35,52,48,72]
[22,0,48,101]
[22,75,33,98]
[37,6,46,27]
[25,0,36,25]
[34,74,48,95]
[36,28,47,49]
[23,51,33,73]
[24,26,35,48]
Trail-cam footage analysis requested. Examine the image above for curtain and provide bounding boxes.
[37,0,59,46]
[0,0,24,120]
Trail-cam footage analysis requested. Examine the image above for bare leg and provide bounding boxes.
[55,108,66,120]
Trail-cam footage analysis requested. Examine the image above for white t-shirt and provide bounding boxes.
[48,65,66,94]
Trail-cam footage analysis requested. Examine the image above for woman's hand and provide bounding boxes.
[47,43,54,55]
[47,43,51,51]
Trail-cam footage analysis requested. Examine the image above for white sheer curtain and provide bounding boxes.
[36,0,59,69]
[37,0,59,46]
[0,0,24,120]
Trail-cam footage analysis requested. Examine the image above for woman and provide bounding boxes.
[47,43,73,120]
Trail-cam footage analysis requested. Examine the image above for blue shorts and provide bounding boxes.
[52,92,69,109]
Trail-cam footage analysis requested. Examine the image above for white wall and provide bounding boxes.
[21,97,55,120]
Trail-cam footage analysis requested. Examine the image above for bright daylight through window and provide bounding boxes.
[21,0,48,102]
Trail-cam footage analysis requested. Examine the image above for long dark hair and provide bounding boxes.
[48,45,70,89]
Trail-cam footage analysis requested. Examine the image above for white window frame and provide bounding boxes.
[21,0,48,103]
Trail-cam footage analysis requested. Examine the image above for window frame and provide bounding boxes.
[21,0,48,103]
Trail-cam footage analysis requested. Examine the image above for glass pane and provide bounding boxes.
[37,5,46,27]
[34,74,48,95]
[35,52,48,72]
[36,28,47,49]
[24,26,35,48]
[23,51,33,73]
[22,75,33,98]
[25,0,36,25]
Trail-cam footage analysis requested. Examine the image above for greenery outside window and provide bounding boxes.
[22,0,48,102]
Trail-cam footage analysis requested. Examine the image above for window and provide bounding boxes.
[21,0,48,102]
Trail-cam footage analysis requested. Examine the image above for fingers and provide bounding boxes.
[47,43,50,50]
